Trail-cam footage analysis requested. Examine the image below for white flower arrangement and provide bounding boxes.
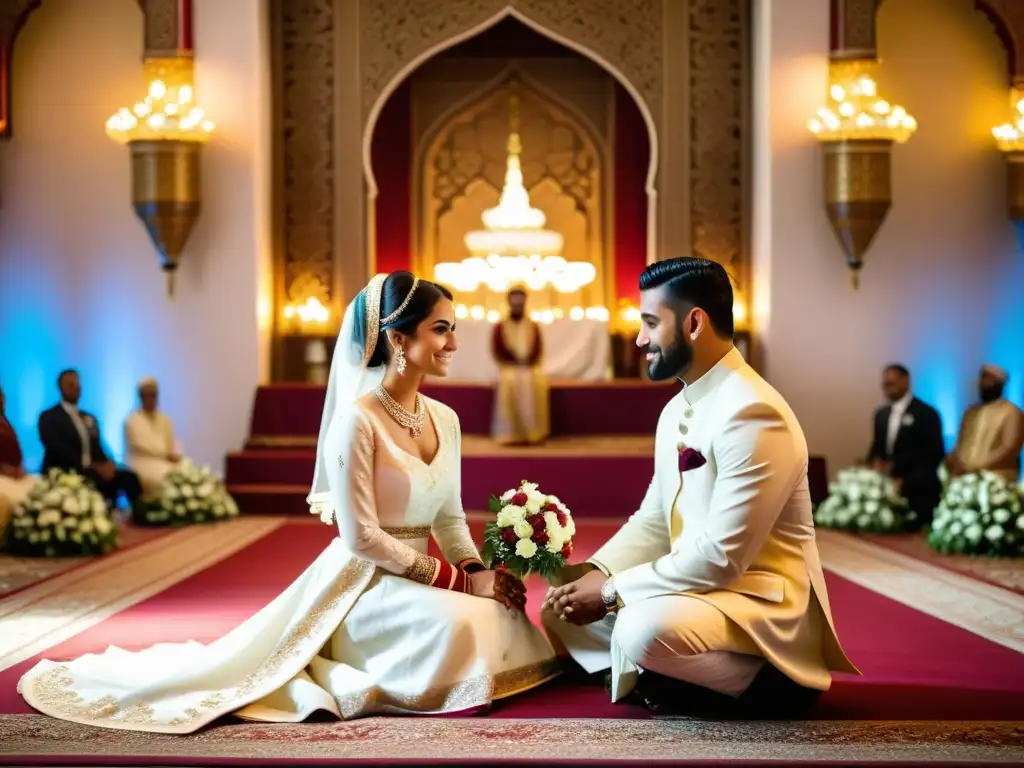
[5,469,118,557]
[482,480,576,579]
[813,466,916,533]
[928,471,1024,557]
[137,459,239,526]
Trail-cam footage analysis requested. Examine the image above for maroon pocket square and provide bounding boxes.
[679,447,707,473]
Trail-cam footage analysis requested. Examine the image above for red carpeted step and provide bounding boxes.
[226,451,653,517]
[247,380,679,440]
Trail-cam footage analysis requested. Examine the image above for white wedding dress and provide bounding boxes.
[18,397,559,733]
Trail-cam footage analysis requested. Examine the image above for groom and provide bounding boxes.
[542,257,858,717]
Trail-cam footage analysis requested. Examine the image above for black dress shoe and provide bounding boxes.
[633,671,740,719]
[734,664,820,719]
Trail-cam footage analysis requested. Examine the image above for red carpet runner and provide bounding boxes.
[2,521,1022,722]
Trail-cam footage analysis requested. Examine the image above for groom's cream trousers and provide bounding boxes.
[542,595,774,698]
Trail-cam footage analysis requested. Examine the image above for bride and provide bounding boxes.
[17,271,559,733]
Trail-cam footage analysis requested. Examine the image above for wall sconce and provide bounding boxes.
[282,297,332,384]
[992,87,1024,223]
[808,59,917,288]
[106,57,214,297]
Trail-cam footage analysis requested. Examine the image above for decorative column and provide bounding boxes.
[980,1,1024,228]
[106,0,214,297]
[808,0,916,289]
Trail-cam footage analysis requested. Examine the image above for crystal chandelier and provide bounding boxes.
[807,60,916,143]
[433,90,596,294]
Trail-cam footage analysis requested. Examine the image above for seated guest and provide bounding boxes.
[0,383,36,531]
[946,364,1023,484]
[490,286,550,445]
[867,363,945,524]
[38,369,142,513]
[124,377,182,499]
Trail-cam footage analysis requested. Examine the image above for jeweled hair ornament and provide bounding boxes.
[380,276,420,327]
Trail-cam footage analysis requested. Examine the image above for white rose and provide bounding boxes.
[1017,515,1024,531]
[497,505,527,527]
[525,491,545,514]
[61,497,80,515]
[181,485,194,498]
[61,516,78,529]
[500,489,516,502]
[879,508,895,527]
[515,538,538,558]
[856,514,871,528]
[79,519,94,534]
[965,523,982,542]
[961,510,978,526]
[513,520,534,540]
[186,499,199,511]
[197,483,214,499]
[984,524,1003,542]
[28,532,40,544]
[38,510,62,527]
[166,486,179,500]
[864,500,879,514]
[213,505,225,517]
[94,517,113,535]
[55,527,67,541]
[994,508,1011,524]
[92,498,106,516]
[521,482,539,494]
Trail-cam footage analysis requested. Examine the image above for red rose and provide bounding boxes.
[560,541,573,557]
[500,528,518,545]
[527,514,546,531]
[532,530,549,545]
[511,492,528,506]
[543,501,559,512]
[555,510,567,527]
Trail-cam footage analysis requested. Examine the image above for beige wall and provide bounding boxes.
[0,0,272,471]
[753,0,1024,476]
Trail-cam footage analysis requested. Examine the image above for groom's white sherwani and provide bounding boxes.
[544,347,858,700]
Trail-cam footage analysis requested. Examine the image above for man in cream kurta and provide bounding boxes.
[491,287,550,445]
[947,364,1023,484]
[543,257,858,714]
[124,377,182,499]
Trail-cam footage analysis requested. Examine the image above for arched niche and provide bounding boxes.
[361,3,661,271]
[414,74,611,312]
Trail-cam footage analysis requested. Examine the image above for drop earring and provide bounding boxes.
[395,346,407,375]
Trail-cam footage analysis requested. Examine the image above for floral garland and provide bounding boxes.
[928,471,1024,557]
[813,467,916,533]
[136,460,239,526]
[5,470,117,557]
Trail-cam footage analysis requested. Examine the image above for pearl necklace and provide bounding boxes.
[374,384,425,437]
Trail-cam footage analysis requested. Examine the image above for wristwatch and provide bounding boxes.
[600,577,622,614]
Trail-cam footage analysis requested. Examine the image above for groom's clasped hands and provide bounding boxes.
[542,568,608,625]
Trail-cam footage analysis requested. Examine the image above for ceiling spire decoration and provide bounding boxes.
[434,80,595,295]
[808,0,917,289]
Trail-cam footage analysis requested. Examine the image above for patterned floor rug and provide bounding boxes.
[0,715,1021,765]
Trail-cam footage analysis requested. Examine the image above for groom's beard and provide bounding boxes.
[646,323,692,381]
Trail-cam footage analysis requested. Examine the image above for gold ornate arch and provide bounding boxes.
[415,78,610,313]
[269,0,751,380]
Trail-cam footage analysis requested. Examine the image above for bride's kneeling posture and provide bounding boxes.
[18,271,559,733]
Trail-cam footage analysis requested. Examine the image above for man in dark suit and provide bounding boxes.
[38,369,142,512]
[867,364,945,525]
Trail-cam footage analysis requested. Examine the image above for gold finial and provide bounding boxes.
[850,269,860,291]
[166,269,176,299]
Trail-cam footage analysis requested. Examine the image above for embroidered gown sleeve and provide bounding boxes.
[430,409,485,573]
[325,409,470,592]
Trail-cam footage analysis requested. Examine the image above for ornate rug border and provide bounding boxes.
[0,714,1021,763]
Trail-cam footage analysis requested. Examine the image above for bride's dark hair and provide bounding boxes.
[350,271,454,368]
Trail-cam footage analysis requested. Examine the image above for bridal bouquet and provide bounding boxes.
[482,480,576,579]
[928,471,1024,557]
[137,460,239,526]
[813,466,916,533]
[5,470,118,557]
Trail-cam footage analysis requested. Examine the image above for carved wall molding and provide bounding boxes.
[974,0,1024,83]
[270,0,335,310]
[359,0,663,142]
[689,0,749,292]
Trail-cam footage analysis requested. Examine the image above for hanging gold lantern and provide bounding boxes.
[106,57,214,297]
[808,59,917,288]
